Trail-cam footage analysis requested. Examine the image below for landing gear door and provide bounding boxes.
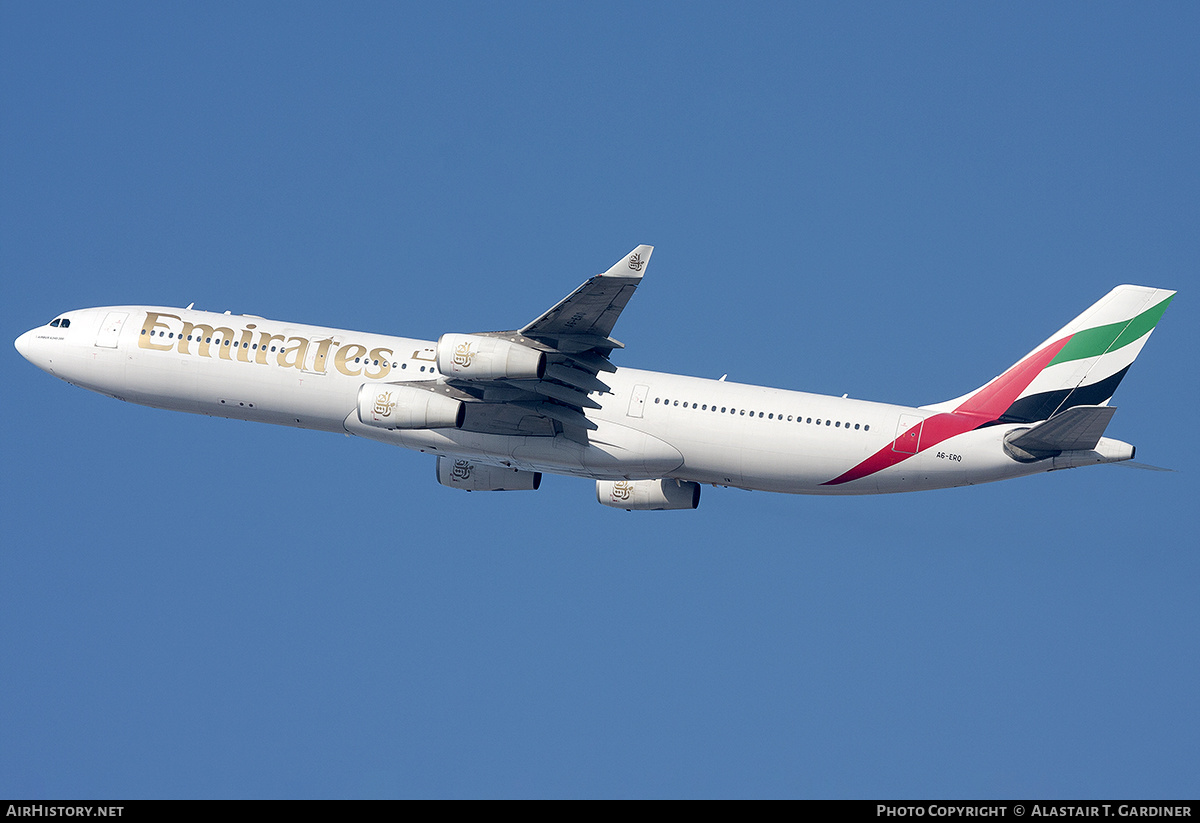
[95,311,128,349]
[892,413,924,455]
[627,384,649,418]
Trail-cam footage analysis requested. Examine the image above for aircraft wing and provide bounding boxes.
[519,245,652,349]
[440,245,653,443]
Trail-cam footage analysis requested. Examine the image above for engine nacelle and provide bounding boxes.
[357,383,465,430]
[436,333,546,381]
[437,457,542,491]
[597,479,701,511]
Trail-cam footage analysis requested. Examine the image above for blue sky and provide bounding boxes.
[2,2,1197,798]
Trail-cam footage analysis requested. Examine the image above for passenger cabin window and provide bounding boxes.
[644,392,873,434]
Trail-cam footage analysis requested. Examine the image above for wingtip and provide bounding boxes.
[603,245,653,278]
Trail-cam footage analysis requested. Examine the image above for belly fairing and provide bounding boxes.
[342,415,684,480]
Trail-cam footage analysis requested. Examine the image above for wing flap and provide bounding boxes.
[544,363,611,394]
[526,379,603,409]
[561,350,618,373]
[511,400,599,431]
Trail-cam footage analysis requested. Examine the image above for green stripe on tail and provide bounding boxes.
[1049,294,1175,366]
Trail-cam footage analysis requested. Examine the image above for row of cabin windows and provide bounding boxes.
[139,329,438,372]
[49,318,71,328]
[653,396,870,431]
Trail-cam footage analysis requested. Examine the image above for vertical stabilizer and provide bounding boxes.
[925,285,1175,423]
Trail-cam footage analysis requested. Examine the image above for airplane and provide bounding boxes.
[14,245,1175,510]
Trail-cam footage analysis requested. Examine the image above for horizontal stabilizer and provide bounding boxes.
[1006,405,1117,454]
[1116,461,1175,473]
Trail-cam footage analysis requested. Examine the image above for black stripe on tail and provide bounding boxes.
[997,365,1131,424]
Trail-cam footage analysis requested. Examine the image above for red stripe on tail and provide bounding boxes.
[822,336,1072,486]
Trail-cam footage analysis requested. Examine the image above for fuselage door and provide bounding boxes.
[892,413,924,454]
[95,311,129,348]
[627,384,649,418]
[304,336,339,374]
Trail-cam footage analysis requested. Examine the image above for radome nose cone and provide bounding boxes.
[15,329,35,361]
[14,327,53,374]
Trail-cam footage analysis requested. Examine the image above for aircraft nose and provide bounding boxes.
[15,328,36,361]
[14,327,52,373]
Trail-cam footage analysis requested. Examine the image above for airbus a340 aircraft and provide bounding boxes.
[16,246,1175,509]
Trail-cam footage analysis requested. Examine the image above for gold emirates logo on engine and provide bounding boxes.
[611,480,633,501]
[452,341,475,368]
[137,311,395,379]
[373,391,396,418]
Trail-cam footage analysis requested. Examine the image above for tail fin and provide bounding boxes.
[925,285,1175,423]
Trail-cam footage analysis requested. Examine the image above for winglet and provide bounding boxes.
[601,245,653,279]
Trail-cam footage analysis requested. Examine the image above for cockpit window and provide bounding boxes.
[49,318,70,328]
[61,319,70,328]
[50,318,60,327]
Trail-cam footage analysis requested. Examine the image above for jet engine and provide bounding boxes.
[596,479,701,511]
[357,383,465,430]
[436,333,545,381]
[436,456,542,491]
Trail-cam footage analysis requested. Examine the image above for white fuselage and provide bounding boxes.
[15,305,1128,495]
